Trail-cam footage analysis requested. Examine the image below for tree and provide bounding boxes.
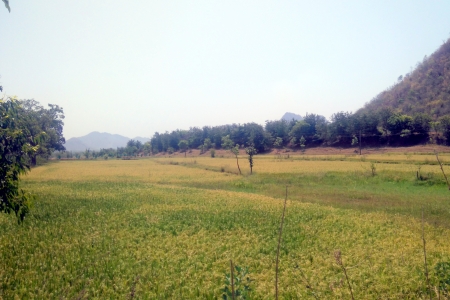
[245,146,257,175]
[289,121,311,145]
[387,114,412,136]
[203,138,212,150]
[230,144,242,175]
[299,136,306,153]
[19,100,66,165]
[142,141,152,156]
[439,115,450,144]
[329,112,352,142]
[221,135,234,150]
[273,137,283,150]
[1,97,36,222]
[265,120,288,145]
[178,140,188,157]
[412,113,431,135]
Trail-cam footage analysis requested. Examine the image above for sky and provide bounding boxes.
[1,1,450,139]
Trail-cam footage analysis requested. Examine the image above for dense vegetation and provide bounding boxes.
[360,38,450,118]
[138,109,450,156]
[0,97,65,221]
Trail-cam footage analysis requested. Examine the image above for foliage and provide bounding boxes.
[221,135,234,150]
[387,114,412,135]
[435,261,450,295]
[289,121,311,143]
[222,265,252,299]
[0,98,35,222]
[18,100,66,165]
[203,138,212,150]
[299,136,306,153]
[245,146,257,174]
[273,137,283,149]
[439,115,450,144]
[178,139,188,153]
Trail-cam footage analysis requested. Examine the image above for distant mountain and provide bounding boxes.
[65,132,149,152]
[359,38,450,118]
[281,112,303,121]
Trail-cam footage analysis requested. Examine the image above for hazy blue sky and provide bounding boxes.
[1,1,450,139]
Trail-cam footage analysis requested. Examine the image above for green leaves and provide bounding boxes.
[222,265,252,299]
[435,261,450,295]
[245,146,257,174]
[1,98,36,222]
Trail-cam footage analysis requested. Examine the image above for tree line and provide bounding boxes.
[141,109,450,155]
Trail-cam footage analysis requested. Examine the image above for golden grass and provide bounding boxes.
[154,156,449,175]
[0,156,448,298]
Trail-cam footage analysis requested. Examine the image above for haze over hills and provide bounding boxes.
[359,38,450,118]
[281,112,303,121]
[65,132,149,152]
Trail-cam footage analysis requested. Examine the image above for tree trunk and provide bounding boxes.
[235,156,242,175]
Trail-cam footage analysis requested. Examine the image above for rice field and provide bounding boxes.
[1,154,450,299]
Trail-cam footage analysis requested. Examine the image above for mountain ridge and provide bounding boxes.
[65,132,149,152]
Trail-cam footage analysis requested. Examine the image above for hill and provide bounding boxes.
[65,132,149,152]
[281,112,303,121]
[359,38,450,118]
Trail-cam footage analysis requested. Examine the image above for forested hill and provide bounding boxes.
[359,38,450,118]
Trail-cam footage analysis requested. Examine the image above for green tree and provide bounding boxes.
[387,114,412,136]
[221,135,234,150]
[178,139,188,157]
[17,100,65,165]
[439,115,450,144]
[203,138,212,150]
[412,113,431,135]
[299,136,306,153]
[265,120,288,145]
[273,137,283,149]
[245,146,257,174]
[0,97,36,222]
[289,121,311,144]
[142,141,152,156]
